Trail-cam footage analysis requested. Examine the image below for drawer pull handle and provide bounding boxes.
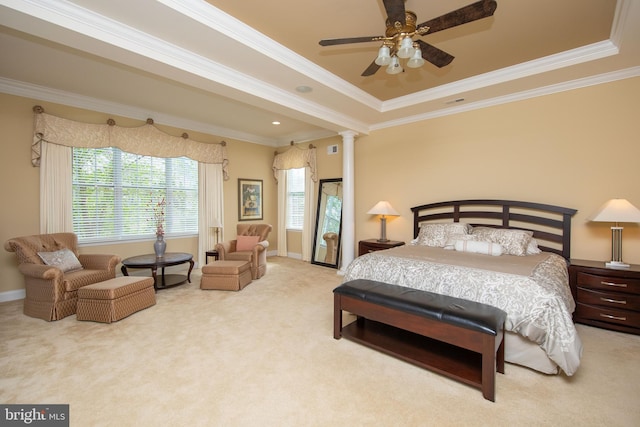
[600,281,627,288]
[600,297,626,305]
[600,313,626,321]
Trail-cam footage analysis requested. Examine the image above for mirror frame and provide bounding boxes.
[311,178,343,269]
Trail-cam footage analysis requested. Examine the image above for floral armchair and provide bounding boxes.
[215,224,272,279]
[4,232,121,321]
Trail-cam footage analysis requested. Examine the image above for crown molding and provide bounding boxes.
[382,40,619,112]
[158,0,384,111]
[0,77,278,146]
[372,66,640,131]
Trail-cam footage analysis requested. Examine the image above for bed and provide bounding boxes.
[343,200,582,375]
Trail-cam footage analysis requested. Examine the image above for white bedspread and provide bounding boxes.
[342,245,583,375]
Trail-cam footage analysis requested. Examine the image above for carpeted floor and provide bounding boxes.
[1,256,639,426]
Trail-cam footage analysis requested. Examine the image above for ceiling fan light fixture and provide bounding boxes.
[374,45,391,66]
[406,47,425,68]
[397,36,415,59]
[386,56,403,75]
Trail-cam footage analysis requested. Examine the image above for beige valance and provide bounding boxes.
[272,145,317,182]
[32,109,229,179]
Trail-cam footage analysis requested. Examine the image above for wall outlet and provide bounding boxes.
[327,145,339,155]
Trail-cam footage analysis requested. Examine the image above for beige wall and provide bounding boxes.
[354,77,640,264]
[2,76,639,296]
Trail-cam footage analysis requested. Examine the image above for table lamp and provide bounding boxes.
[589,198,640,268]
[367,201,399,242]
[210,218,223,246]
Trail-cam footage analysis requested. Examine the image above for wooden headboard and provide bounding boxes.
[411,200,577,260]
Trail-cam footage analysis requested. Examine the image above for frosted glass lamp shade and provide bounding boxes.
[407,48,425,68]
[375,45,391,66]
[386,56,403,75]
[397,36,415,59]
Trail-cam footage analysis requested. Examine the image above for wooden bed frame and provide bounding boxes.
[411,200,577,260]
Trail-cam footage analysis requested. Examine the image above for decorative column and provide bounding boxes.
[339,130,357,274]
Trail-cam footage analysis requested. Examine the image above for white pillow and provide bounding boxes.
[454,240,503,256]
[38,248,83,273]
[413,223,472,247]
[443,234,477,250]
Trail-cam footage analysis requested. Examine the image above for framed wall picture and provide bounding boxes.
[238,178,263,221]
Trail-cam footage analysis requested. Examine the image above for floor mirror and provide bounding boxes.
[311,178,343,268]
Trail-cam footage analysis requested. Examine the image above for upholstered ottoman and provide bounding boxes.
[77,276,156,323]
[200,260,252,291]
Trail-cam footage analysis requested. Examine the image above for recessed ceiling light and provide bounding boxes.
[272,121,281,125]
[295,85,312,93]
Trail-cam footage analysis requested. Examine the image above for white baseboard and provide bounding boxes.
[0,289,25,303]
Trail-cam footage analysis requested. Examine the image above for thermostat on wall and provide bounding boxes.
[327,145,338,155]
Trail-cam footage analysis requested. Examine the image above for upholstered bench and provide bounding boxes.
[333,279,506,401]
[200,260,252,291]
[77,276,156,323]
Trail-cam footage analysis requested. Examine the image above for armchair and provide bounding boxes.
[215,224,272,279]
[4,232,121,321]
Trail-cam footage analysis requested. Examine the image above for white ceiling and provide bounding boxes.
[0,0,638,146]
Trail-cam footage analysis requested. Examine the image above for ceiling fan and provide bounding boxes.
[319,0,497,76]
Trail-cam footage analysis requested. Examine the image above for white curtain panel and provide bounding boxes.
[277,169,288,257]
[40,141,73,233]
[198,163,224,266]
[302,167,315,262]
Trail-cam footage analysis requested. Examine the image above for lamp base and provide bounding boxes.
[606,260,630,269]
[376,239,390,243]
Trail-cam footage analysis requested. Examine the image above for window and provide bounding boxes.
[286,168,305,230]
[72,147,198,243]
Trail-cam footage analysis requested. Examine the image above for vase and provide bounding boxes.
[154,235,166,258]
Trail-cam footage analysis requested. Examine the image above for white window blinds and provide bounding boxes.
[286,168,305,230]
[72,147,198,243]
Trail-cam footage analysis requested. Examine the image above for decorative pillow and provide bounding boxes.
[236,235,261,251]
[471,227,532,256]
[454,240,503,256]
[413,223,472,247]
[443,234,477,250]
[37,248,83,272]
[527,238,542,255]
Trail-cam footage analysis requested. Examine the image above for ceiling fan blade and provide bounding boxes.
[383,0,406,26]
[319,36,383,46]
[417,0,497,35]
[416,40,454,68]
[361,60,381,77]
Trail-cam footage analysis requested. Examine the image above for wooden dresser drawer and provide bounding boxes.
[576,287,640,311]
[569,260,640,335]
[576,272,640,295]
[575,302,640,330]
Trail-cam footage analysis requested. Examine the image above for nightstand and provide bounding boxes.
[358,239,405,256]
[568,259,640,335]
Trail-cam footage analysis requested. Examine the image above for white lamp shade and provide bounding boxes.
[375,45,391,66]
[367,201,399,216]
[386,56,403,75]
[406,48,425,68]
[210,218,223,228]
[589,199,640,223]
[397,36,415,59]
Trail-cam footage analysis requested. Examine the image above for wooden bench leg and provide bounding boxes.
[333,293,342,339]
[497,330,505,374]
[482,335,496,402]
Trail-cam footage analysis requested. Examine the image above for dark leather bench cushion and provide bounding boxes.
[334,279,507,336]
